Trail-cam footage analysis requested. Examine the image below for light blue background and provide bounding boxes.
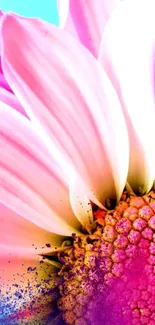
[0,0,59,25]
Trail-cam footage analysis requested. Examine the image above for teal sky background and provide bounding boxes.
[0,0,59,25]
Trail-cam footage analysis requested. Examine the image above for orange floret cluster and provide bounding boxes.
[57,191,155,325]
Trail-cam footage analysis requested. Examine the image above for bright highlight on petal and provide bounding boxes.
[0,14,129,204]
[0,103,80,236]
[70,176,93,227]
[57,0,118,57]
[57,0,69,28]
[99,0,155,194]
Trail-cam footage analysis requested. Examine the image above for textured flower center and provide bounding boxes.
[56,191,155,325]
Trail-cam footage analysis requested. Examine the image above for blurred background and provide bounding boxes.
[0,0,59,25]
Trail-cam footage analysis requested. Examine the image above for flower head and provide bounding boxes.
[1,0,155,324]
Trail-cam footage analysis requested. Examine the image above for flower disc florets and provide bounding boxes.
[57,191,155,325]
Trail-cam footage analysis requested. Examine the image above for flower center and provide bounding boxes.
[56,191,155,325]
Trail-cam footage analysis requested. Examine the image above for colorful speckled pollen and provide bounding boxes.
[57,191,155,325]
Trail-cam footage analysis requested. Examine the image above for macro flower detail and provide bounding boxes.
[1,0,155,324]
[57,191,155,325]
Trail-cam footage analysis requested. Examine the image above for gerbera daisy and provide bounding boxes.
[1,0,155,324]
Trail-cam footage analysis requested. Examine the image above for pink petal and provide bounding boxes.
[0,12,13,92]
[0,56,13,93]
[0,86,26,115]
[0,103,80,235]
[0,11,25,115]
[0,250,58,318]
[0,203,63,255]
[69,176,93,227]
[0,14,129,204]
[99,0,155,194]
[57,0,118,57]
[0,55,27,116]
[0,70,12,92]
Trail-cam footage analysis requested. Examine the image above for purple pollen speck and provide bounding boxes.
[14,291,23,299]
[46,243,51,247]
[27,267,36,272]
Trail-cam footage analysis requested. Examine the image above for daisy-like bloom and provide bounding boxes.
[1,0,155,324]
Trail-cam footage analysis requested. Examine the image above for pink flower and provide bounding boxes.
[1,0,155,323]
